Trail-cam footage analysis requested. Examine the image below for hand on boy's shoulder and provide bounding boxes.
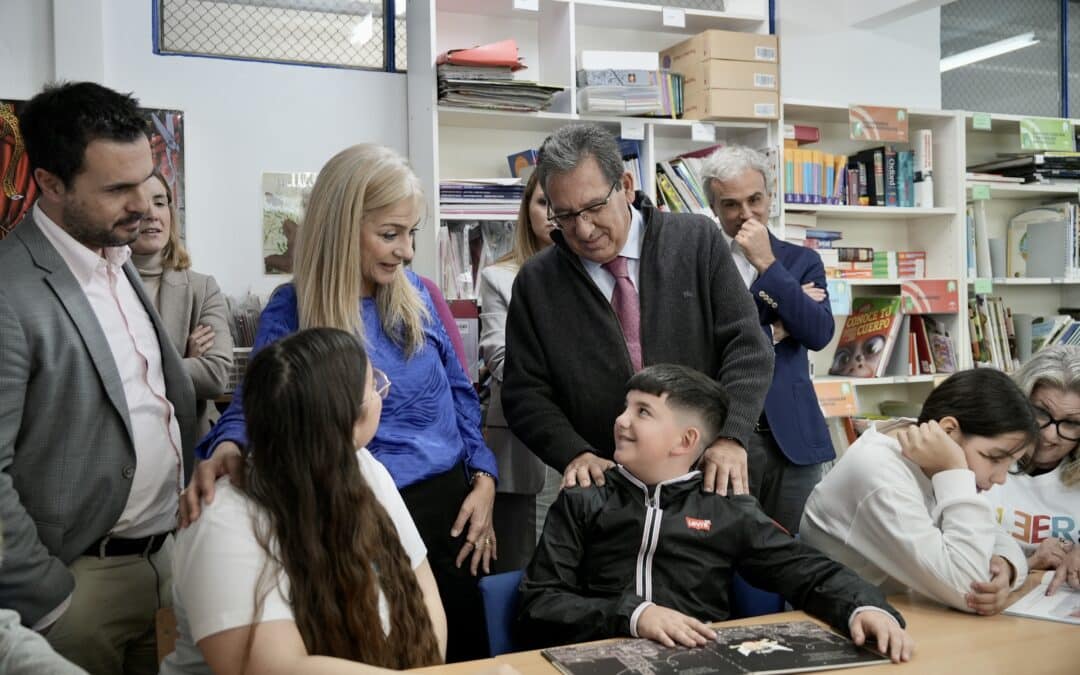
[562,451,616,489]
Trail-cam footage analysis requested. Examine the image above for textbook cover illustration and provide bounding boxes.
[828,297,904,378]
[541,621,888,675]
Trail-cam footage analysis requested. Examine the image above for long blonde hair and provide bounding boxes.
[294,144,429,355]
[150,171,191,271]
[496,171,547,269]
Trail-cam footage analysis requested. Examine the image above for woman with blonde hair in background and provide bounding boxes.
[478,171,561,570]
[189,144,499,662]
[988,345,1080,595]
[132,170,232,436]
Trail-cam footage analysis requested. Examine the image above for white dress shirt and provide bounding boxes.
[720,228,758,290]
[581,204,645,301]
[35,204,183,539]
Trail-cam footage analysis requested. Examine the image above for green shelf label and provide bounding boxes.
[973,113,992,131]
[971,184,991,200]
[974,278,993,294]
[1019,117,1076,151]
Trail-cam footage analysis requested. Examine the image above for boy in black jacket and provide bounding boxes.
[517,364,914,663]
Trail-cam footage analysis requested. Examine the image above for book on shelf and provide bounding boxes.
[506,149,539,178]
[967,151,1080,184]
[541,621,889,675]
[1006,202,1079,279]
[923,315,957,373]
[1004,575,1080,625]
[969,294,1019,372]
[969,200,993,278]
[966,172,1026,184]
[913,129,934,208]
[828,296,904,378]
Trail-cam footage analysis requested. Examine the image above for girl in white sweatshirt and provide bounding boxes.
[801,368,1037,615]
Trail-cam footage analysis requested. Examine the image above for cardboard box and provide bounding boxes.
[660,29,778,74]
[681,60,778,92]
[682,88,779,121]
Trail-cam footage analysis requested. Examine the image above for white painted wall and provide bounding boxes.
[1,0,55,99]
[2,0,409,299]
[778,0,942,109]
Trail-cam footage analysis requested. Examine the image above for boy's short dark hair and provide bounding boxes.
[18,81,148,187]
[626,364,729,450]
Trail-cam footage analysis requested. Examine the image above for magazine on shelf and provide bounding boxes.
[1004,576,1080,625]
[541,621,889,675]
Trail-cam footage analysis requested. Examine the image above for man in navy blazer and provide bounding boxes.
[702,146,834,533]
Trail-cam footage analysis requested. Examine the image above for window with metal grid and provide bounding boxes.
[940,0,1062,117]
[155,0,406,72]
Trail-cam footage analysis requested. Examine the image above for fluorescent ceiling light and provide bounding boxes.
[940,32,1039,72]
[349,12,374,45]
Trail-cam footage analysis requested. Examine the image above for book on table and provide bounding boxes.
[541,621,889,675]
[1004,575,1080,625]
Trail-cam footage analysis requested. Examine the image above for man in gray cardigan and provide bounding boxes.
[0,82,196,675]
[503,124,773,495]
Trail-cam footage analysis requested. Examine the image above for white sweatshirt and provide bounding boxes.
[800,422,1027,612]
[986,463,1080,555]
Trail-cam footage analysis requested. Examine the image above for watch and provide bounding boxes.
[470,470,495,485]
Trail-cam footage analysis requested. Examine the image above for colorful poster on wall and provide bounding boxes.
[0,100,36,239]
[0,100,185,241]
[262,171,317,274]
[142,108,186,237]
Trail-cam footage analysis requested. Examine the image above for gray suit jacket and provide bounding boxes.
[146,267,233,437]
[0,213,197,626]
[478,263,545,495]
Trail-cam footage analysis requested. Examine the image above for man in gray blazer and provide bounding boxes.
[0,82,196,675]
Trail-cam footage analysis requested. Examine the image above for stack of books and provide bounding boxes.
[967,151,1080,184]
[436,40,563,112]
[576,69,683,117]
[439,179,524,218]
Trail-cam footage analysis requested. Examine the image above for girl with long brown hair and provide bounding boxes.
[189,144,499,661]
[161,327,446,674]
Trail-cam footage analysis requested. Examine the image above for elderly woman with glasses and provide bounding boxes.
[987,345,1080,594]
[186,145,499,663]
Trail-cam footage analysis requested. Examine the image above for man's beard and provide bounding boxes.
[62,201,142,249]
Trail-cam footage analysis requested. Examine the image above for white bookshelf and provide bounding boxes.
[780,100,967,413]
[961,111,1080,372]
[408,0,775,293]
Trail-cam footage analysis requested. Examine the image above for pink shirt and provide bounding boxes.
[35,204,183,538]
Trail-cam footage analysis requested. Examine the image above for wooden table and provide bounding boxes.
[413,574,1079,674]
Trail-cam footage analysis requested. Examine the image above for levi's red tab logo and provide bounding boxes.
[685,516,711,532]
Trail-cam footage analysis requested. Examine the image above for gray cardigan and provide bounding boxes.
[502,204,774,471]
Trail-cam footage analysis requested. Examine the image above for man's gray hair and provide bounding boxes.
[537,124,625,193]
[699,145,773,204]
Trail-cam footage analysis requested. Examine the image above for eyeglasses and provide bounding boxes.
[1033,405,1080,441]
[372,368,391,400]
[547,181,619,229]
[362,368,391,409]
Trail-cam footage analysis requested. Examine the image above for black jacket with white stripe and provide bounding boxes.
[516,466,904,649]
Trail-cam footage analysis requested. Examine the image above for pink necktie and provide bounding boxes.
[602,256,642,371]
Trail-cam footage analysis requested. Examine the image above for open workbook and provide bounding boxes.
[541,621,888,675]
[1004,575,1080,625]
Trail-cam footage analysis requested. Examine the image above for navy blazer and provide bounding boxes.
[749,234,835,465]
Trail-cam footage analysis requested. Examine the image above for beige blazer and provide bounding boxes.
[479,263,545,495]
[144,268,233,437]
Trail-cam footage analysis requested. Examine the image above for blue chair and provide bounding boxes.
[478,569,525,656]
[731,571,786,619]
